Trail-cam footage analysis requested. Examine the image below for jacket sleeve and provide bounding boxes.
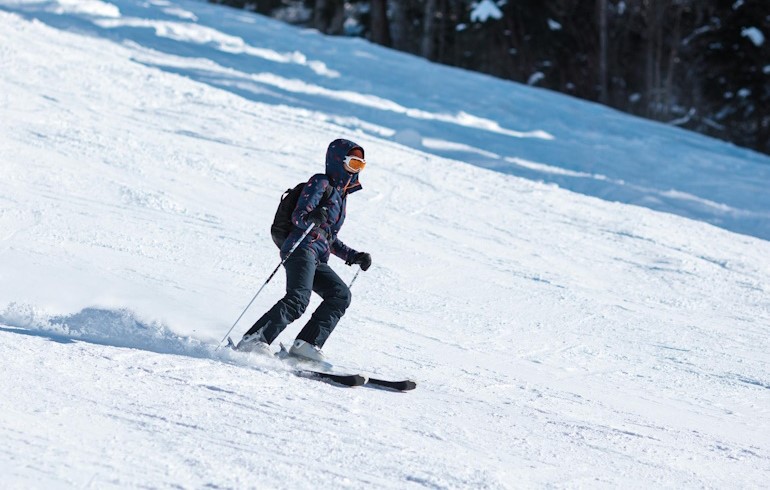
[291,175,329,230]
[331,238,356,262]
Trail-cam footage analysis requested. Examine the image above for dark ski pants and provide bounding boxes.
[245,248,351,348]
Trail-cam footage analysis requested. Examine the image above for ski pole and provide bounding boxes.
[217,223,315,349]
[348,268,361,289]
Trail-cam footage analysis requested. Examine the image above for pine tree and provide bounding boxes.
[689,0,770,153]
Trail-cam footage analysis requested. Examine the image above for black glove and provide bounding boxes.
[346,252,372,271]
[307,206,328,226]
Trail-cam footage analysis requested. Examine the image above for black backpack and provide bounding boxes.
[270,182,332,248]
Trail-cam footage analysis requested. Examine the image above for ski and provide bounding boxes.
[227,338,365,388]
[297,370,367,387]
[298,371,414,390]
[365,377,417,391]
[228,337,416,391]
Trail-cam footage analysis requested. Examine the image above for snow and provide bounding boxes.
[682,24,713,46]
[741,26,765,47]
[470,0,502,23]
[547,18,562,31]
[527,71,545,86]
[1,0,770,488]
[5,1,766,241]
[51,0,121,17]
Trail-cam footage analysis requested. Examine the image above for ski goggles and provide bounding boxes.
[343,155,366,174]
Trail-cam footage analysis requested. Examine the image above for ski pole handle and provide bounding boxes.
[216,223,315,349]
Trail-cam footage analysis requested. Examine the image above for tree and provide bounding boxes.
[370,0,392,46]
[687,0,770,153]
[597,0,608,103]
[313,0,345,35]
[421,0,439,59]
[390,0,421,52]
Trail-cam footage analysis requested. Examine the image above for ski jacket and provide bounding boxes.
[280,138,364,263]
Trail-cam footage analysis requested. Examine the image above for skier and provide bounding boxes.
[236,138,372,362]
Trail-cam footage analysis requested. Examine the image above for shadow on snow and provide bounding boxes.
[0,305,217,360]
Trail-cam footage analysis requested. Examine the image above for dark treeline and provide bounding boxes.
[210,0,770,156]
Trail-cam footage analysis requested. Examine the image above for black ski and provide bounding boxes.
[365,377,417,391]
[228,338,415,391]
[299,371,415,390]
[298,370,367,387]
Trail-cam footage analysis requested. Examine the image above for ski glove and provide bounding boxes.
[346,252,372,271]
[307,206,328,226]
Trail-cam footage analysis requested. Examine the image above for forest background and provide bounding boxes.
[209,0,770,156]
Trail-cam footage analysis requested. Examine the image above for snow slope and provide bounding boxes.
[3,0,770,241]
[1,1,769,488]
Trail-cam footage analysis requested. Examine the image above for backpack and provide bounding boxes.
[270,182,332,248]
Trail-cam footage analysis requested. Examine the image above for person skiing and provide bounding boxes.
[236,138,372,362]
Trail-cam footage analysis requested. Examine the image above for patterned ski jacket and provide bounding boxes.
[280,138,364,263]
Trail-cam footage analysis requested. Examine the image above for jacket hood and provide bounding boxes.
[325,138,364,194]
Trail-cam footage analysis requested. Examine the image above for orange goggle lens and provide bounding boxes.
[343,155,366,173]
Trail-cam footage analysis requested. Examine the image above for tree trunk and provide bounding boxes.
[370,0,392,46]
[313,0,344,35]
[644,0,662,117]
[663,6,682,120]
[421,0,438,59]
[653,1,664,117]
[597,0,608,104]
[390,0,409,51]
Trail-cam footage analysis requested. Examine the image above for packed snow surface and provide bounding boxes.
[1,0,769,488]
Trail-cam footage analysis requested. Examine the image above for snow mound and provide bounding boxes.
[0,303,211,357]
